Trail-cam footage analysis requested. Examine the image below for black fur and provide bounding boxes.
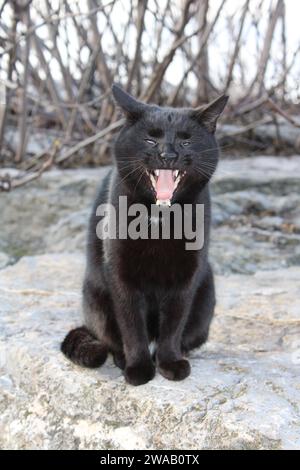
[61,85,228,385]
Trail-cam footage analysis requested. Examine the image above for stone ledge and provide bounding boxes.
[0,254,299,449]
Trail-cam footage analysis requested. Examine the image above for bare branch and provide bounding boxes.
[224,0,250,92]
[15,3,31,163]
[56,119,124,164]
[251,0,284,94]
[267,98,300,129]
[126,0,148,93]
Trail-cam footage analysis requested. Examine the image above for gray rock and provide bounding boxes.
[218,121,300,151]
[3,126,64,156]
[255,122,300,151]
[0,168,103,258]
[45,209,89,253]
[212,155,300,195]
[0,252,10,269]
[0,254,299,449]
[212,190,276,223]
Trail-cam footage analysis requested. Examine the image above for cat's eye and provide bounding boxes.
[181,141,190,147]
[145,139,157,146]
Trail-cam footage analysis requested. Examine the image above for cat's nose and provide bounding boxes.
[160,142,178,160]
[160,151,178,160]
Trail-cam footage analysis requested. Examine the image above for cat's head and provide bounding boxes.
[112,84,228,205]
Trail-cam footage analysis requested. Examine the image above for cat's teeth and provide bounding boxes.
[156,199,171,207]
[150,174,156,187]
[173,170,181,184]
[155,170,160,177]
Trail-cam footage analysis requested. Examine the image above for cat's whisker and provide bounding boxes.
[115,161,145,169]
[116,163,142,171]
[194,167,214,179]
[198,159,223,169]
[116,163,147,173]
[198,161,217,169]
[133,168,146,196]
[198,165,218,176]
[116,159,144,163]
[199,144,232,154]
[116,165,145,188]
[197,148,218,155]
[200,161,234,176]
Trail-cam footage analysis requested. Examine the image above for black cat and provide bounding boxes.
[61,84,228,385]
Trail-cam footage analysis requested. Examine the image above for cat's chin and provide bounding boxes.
[146,169,186,206]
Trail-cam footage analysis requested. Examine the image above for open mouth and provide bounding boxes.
[146,169,185,206]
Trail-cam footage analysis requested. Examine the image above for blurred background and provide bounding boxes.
[0,0,299,190]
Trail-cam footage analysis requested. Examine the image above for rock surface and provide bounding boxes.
[0,252,9,270]
[1,155,300,449]
[0,254,299,450]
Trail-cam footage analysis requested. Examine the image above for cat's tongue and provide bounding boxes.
[155,170,175,201]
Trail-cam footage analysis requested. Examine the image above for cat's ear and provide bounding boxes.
[191,95,229,133]
[112,84,146,121]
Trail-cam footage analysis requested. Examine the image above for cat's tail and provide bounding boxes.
[61,326,108,368]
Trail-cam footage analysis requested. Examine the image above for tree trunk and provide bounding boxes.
[196,0,210,102]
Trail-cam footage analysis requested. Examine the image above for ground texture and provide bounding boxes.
[0,156,300,449]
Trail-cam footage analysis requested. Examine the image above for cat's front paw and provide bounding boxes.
[158,359,191,381]
[125,360,155,386]
[113,351,126,370]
